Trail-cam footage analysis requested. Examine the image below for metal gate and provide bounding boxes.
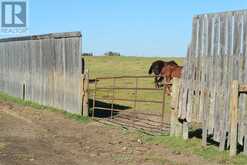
[90,76,170,134]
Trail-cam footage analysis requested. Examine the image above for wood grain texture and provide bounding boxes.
[180,10,247,155]
[230,80,239,156]
[170,78,183,137]
[0,32,82,115]
[83,70,89,117]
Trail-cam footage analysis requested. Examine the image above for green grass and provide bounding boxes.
[129,131,247,165]
[0,92,90,123]
[62,111,90,123]
[84,56,184,79]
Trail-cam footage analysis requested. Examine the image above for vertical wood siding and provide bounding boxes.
[0,32,82,115]
[180,10,247,151]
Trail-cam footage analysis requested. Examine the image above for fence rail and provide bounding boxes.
[89,75,170,133]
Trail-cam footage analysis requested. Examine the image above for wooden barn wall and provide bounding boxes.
[180,10,247,147]
[0,32,82,115]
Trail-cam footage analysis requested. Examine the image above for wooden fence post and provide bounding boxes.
[82,70,89,117]
[170,78,181,137]
[230,80,239,157]
[202,89,209,146]
[170,110,176,136]
[175,121,183,137]
[182,121,189,140]
[244,136,247,155]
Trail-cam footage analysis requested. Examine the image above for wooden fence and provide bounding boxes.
[81,70,89,117]
[176,10,247,156]
[0,32,82,115]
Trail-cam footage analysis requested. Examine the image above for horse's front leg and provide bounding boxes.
[165,76,172,95]
[154,76,159,88]
[157,76,164,88]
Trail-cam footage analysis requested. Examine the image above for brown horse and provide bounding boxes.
[160,65,183,95]
[148,60,178,88]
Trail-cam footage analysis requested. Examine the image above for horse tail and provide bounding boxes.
[148,65,153,74]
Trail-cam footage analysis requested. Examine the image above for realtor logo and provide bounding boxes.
[1,0,28,33]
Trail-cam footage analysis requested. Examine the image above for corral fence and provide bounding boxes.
[174,9,247,156]
[87,75,171,134]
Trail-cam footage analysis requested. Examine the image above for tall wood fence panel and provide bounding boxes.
[179,10,247,152]
[0,32,82,115]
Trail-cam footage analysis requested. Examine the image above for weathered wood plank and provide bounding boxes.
[0,31,81,42]
[230,80,239,157]
[0,32,82,115]
[170,78,181,136]
[202,89,209,146]
[83,70,89,117]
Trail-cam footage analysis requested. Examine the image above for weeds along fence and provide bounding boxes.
[176,10,247,156]
[0,32,82,115]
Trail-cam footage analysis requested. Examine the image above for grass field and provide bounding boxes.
[84,56,184,78]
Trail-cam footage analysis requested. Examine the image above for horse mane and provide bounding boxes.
[166,60,178,66]
[148,64,153,74]
[148,60,164,74]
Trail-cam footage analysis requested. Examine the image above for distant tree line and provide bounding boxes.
[82,51,122,57]
[104,51,121,56]
[82,53,93,56]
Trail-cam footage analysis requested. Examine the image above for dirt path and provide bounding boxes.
[0,101,219,165]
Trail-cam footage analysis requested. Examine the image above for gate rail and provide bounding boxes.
[90,75,171,133]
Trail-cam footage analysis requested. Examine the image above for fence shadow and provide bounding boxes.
[89,99,131,118]
[189,129,220,147]
[189,129,245,153]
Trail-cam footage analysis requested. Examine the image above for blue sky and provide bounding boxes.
[18,1,247,56]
